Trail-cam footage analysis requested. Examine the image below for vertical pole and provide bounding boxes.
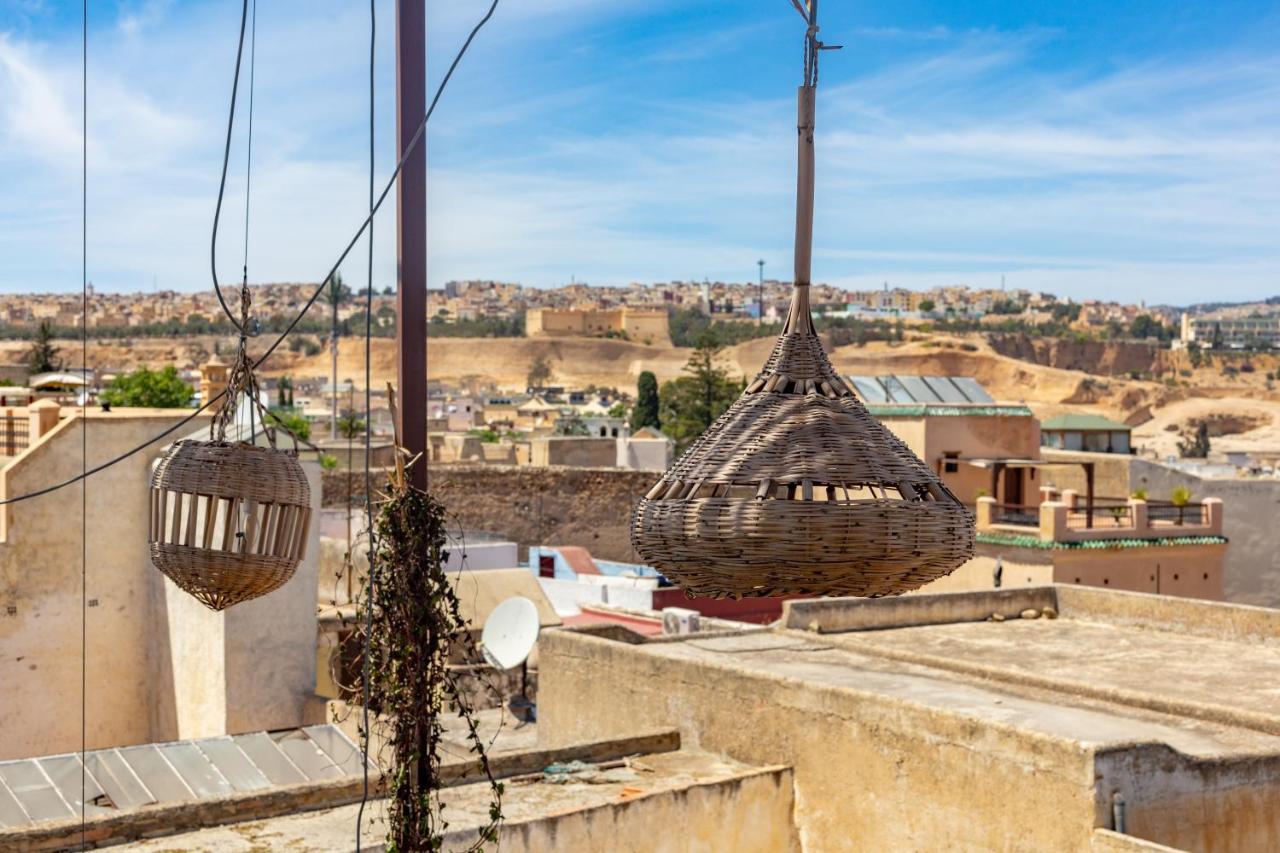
[397,0,427,491]
[757,258,764,325]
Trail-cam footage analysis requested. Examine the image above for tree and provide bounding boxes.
[267,408,311,442]
[658,336,743,452]
[337,409,366,439]
[527,354,553,389]
[553,412,590,436]
[918,299,935,313]
[27,320,62,375]
[276,376,295,409]
[99,366,192,408]
[1177,422,1210,459]
[1129,314,1165,340]
[629,370,660,432]
[323,273,352,438]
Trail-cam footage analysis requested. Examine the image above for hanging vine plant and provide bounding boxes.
[355,396,502,852]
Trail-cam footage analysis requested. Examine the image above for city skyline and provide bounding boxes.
[1,1,1277,302]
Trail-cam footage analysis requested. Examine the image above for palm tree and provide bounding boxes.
[323,273,352,438]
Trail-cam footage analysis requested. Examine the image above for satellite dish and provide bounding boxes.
[480,596,540,671]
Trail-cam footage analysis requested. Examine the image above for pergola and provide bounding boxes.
[953,457,1098,525]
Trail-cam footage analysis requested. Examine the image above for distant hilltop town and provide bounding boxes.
[0,282,395,332]
[428,279,1280,349]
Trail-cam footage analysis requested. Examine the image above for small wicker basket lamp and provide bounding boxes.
[631,4,974,599]
[149,290,311,610]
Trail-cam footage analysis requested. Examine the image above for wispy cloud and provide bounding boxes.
[0,2,1277,305]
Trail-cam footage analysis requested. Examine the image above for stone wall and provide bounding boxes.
[426,464,655,562]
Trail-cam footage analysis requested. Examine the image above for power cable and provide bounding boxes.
[0,0,497,509]
[356,0,376,844]
[80,1,88,847]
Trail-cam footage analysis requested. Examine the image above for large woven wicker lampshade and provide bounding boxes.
[150,440,312,611]
[630,6,974,598]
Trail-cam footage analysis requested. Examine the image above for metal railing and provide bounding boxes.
[1067,503,1132,530]
[991,503,1039,527]
[1147,502,1206,526]
[0,417,29,457]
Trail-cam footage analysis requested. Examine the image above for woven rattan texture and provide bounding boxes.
[632,319,975,598]
[151,545,300,610]
[153,440,311,505]
[149,440,311,611]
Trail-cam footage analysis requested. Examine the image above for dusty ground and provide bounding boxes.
[1132,396,1280,459]
[1,335,400,390]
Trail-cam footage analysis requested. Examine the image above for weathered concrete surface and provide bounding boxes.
[425,464,655,562]
[0,722,683,851]
[540,587,1280,852]
[123,751,796,853]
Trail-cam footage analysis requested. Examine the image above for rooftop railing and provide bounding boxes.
[976,490,1223,543]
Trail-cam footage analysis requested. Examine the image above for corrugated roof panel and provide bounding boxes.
[194,738,272,793]
[879,375,913,403]
[303,726,372,777]
[0,778,31,829]
[232,733,307,786]
[847,376,888,403]
[922,376,969,404]
[85,750,154,811]
[951,377,995,403]
[117,745,192,803]
[0,761,73,822]
[158,743,232,798]
[271,731,344,782]
[38,755,112,818]
[895,375,941,403]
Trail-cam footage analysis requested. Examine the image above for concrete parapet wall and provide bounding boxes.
[446,765,798,853]
[784,586,1057,632]
[537,629,1103,851]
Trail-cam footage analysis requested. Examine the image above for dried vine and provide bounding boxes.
[357,474,503,851]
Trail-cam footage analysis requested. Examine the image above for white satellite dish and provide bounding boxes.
[480,596,540,671]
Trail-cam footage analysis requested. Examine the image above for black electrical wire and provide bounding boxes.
[79,0,88,846]
[0,0,502,509]
[210,0,253,337]
[355,0,376,846]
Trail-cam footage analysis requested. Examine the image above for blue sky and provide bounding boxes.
[1,0,1277,304]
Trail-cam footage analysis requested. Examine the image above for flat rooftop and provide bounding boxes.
[535,585,1280,850]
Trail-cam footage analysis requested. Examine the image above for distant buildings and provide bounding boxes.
[525,307,669,345]
[1179,311,1280,349]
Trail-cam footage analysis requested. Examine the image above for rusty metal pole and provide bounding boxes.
[396,0,427,490]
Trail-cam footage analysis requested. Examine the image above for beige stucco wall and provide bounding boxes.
[880,413,1042,504]
[1053,545,1225,600]
[0,411,322,761]
[913,553,1053,595]
[538,630,1104,852]
[448,766,799,853]
[1127,458,1280,607]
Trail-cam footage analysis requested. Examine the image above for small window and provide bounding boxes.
[943,452,959,474]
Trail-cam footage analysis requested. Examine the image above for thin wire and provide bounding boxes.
[356,0,375,845]
[242,0,256,284]
[210,0,252,336]
[80,0,88,846]
[0,0,498,512]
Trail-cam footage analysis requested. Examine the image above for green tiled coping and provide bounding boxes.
[976,531,1228,550]
[868,404,1034,418]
